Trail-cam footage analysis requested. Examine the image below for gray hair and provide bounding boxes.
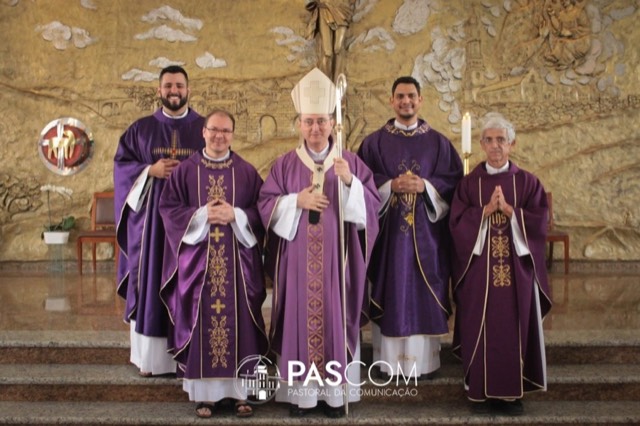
[482,113,515,144]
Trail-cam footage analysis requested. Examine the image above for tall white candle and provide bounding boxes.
[461,112,471,154]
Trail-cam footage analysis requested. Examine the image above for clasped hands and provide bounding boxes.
[391,174,425,194]
[207,199,235,225]
[297,158,352,213]
[484,185,513,218]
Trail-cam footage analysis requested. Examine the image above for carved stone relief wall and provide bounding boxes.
[0,0,638,262]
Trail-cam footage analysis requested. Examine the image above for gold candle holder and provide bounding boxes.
[463,152,472,175]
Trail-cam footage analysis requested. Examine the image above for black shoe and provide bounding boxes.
[418,370,439,381]
[289,405,312,417]
[491,399,524,416]
[324,405,345,418]
[469,400,491,414]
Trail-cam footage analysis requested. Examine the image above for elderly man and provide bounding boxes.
[258,67,380,418]
[449,113,552,416]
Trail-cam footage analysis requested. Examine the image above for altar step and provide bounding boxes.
[0,400,639,425]
[0,331,639,425]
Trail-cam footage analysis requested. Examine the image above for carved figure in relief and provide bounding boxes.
[305,0,356,80]
[540,0,591,69]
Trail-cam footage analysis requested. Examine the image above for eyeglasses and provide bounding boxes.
[301,118,331,128]
[205,127,234,135]
[481,136,510,146]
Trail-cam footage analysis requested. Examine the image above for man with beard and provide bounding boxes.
[357,76,462,381]
[114,65,205,377]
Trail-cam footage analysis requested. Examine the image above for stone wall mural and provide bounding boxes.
[0,0,638,262]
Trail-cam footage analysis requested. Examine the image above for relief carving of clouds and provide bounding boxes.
[269,26,316,67]
[352,0,379,23]
[149,57,185,68]
[135,6,202,43]
[80,0,97,10]
[141,5,203,32]
[196,52,227,69]
[393,0,436,36]
[121,68,158,82]
[134,25,197,42]
[121,58,185,82]
[350,27,396,52]
[35,21,97,50]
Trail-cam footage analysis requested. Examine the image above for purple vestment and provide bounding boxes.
[449,162,552,400]
[258,141,380,382]
[158,150,268,379]
[114,108,205,337]
[357,119,463,336]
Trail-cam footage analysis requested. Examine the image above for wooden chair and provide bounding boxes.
[546,192,570,274]
[76,191,118,274]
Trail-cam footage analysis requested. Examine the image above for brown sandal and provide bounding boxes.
[195,402,216,418]
[235,401,253,418]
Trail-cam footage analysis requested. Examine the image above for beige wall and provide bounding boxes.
[0,0,638,262]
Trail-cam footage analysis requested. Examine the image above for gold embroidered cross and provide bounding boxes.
[210,227,224,243]
[211,299,226,314]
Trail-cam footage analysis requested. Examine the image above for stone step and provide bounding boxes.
[0,400,639,425]
[1,330,639,365]
[1,363,639,403]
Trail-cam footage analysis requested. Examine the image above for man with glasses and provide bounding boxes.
[258,68,380,418]
[357,76,462,381]
[114,65,205,378]
[159,109,268,419]
[449,113,551,415]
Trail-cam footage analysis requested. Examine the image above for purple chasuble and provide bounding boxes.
[258,140,380,382]
[114,108,205,337]
[159,151,268,379]
[357,119,463,336]
[449,162,552,400]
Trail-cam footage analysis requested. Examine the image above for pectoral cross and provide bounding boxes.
[211,298,226,314]
[210,227,224,243]
[170,130,178,159]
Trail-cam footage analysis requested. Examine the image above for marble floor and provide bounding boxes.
[0,261,639,346]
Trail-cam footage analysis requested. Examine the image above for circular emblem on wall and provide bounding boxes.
[38,117,94,176]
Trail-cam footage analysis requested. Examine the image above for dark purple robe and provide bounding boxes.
[258,141,380,382]
[158,150,268,379]
[114,108,205,337]
[449,161,552,401]
[357,119,463,336]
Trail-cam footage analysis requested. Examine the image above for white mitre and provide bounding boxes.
[291,67,336,114]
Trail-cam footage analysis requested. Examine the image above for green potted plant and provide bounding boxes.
[40,184,76,244]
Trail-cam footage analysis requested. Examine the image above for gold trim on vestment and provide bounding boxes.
[383,122,432,137]
[306,222,325,375]
[489,212,512,287]
[151,147,196,159]
[206,173,231,369]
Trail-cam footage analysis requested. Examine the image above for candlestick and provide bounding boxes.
[463,152,472,176]
[462,112,471,154]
